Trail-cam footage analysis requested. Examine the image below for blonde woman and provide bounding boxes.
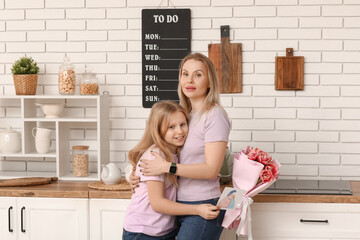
[123,101,220,240]
[132,53,231,240]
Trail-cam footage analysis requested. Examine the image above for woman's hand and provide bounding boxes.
[128,168,140,193]
[197,204,220,220]
[139,151,171,176]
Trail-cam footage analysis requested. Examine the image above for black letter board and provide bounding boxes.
[142,9,191,108]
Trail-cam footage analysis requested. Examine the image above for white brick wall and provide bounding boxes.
[1,0,360,180]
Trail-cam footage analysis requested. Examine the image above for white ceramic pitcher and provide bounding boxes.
[101,163,122,185]
[32,127,52,154]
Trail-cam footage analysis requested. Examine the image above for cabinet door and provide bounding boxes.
[0,197,17,240]
[18,197,88,240]
[90,199,130,240]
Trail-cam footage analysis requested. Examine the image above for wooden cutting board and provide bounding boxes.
[0,177,58,187]
[208,25,242,93]
[275,48,304,90]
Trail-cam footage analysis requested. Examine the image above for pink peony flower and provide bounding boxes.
[247,148,260,160]
[264,163,279,176]
[257,152,272,165]
[260,169,274,183]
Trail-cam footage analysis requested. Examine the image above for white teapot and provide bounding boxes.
[101,163,122,185]
[0,126,21,154]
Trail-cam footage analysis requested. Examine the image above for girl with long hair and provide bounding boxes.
[123,100,220,240]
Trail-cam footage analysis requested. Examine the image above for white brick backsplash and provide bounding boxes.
[279,29,321,40]
[272,153,296,164]
[341,86,360,96]
[278,165,318,176]
[110,129,125,140]
[46,42,85,52]
[341,132,360,143]
[298,109,340,120]
[305,63,342,74]
[296,86,339,97]
[109,107,125,118]
[87,19,127,30]
[46,20,85,30]
[323,6,360,16]
[323,52,360,63]
[5,0,43,9]
[110,96,142,107]
[320,143,360,154]
[256,40,297,51]
[169,0,210,6]
[0,0,3,9]
[300,0,341,4]
[296,132,339,142]
[29,53,64,63]
[254,108,296,119]
[0,10,24,20]
[342,109,360,119]
[0,32,25,41]
[276,142,317,153]
[232,119,274,130]
[256,18,298,28]
[213,0,252,6]
[110,140,137,151]
[127,63,141,74]
[276,120,318,131]
[300,40,342,51]
[212,18,254,29]
[125,85,141,96]
[109,30,140,41]
[126,130,145,140]
[243,52,276,63]
[28,31,66,41]
[321,74,360,85]
[67,53,106,63]
[231,142,274,153]
[253,131,294,142]
[253,86,294,97]
[68,31,107,41]
[86,0,125,7]
[126,107,150,118]
[322,97,360,108]
[193,30,218,40]
[321,120,360,131]
[229,130,252,141]
[87,41,126,52]
[344,63,360,73]
[233,97,275,108]
[66,9,105,19]
[26,9,64,20]
[344,17,360,27]
[234,7,276,17]
[277,97,319,108]
[108,52,141,63]
[106,74,141,85]
[297,154,340,165]
[191,7,232,18]
[278,6,320,16]
[0,43,5,52]
[320,166,360,177]
[235,29,277,40]
[344,40,360,50]
[0,107,4,117]
[324,29,360,39]
[45,0,84,8]
[7,20,45,30]
[225,107,252,119]
[6,42,45,53]
[107,8,141,19]
[300,17,342,28]
[341,155,360,165]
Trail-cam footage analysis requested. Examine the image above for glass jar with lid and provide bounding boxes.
[59,57,76,95]
[72,145,89,177]
[80,72,98,95]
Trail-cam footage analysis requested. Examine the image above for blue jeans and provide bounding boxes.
[176,198,225,240]
[122,229,177,240]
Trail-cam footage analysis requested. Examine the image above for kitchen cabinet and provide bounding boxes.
[0,196,88,240]
[250,202,360,239]
[0,95,109,181]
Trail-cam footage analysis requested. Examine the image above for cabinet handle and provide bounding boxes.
[8,206,13,232]
[21,207,26,233]
[300,219,328,223]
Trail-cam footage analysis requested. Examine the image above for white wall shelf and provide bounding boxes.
[0,94,109,181]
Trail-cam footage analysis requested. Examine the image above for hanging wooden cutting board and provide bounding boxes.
[275,48,304,90]
[0,177,58,187]
[208,25,242,93]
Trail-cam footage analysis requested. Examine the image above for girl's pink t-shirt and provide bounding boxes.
[177,106,230,201]
[123,146,178,236]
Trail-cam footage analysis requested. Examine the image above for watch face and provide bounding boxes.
[170,163,177,175]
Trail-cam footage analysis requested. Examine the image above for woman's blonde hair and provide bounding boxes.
[128,101,189,185]
[177,52,221,116]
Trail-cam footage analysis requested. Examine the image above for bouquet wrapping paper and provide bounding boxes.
[222,146,281,239]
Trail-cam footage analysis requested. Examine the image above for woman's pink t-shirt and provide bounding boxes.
[177,106,230,201]
[123,146,178,236]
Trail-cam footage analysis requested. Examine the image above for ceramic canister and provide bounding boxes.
[0,126,21,153]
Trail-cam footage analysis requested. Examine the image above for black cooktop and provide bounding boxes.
[262,179,353,195]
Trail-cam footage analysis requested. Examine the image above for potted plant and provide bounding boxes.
[11,56,40,95]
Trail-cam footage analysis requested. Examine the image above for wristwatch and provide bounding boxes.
[169,162,177,175]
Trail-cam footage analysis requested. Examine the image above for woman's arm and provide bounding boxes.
[147,180,220,220]
[140,141,227,179]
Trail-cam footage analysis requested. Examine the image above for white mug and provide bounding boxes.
[32,127,52,140]
[35,138,51,154]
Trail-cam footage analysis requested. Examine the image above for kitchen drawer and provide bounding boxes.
[251,203,360,239]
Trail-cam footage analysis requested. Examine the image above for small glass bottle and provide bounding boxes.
[80,72,99,95]
[72,145,89,177]
[59,57,76,95]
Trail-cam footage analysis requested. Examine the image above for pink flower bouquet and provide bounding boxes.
[222,146,281,239]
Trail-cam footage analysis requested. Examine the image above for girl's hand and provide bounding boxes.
[197,204,220,220]
[139,151,171,176]
[128,168,140,193]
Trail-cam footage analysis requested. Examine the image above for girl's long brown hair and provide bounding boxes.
[128,101,189,185]
[177,52,223,116]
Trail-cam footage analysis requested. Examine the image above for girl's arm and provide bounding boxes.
[146,180,220,220]
[140,141,227,179]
